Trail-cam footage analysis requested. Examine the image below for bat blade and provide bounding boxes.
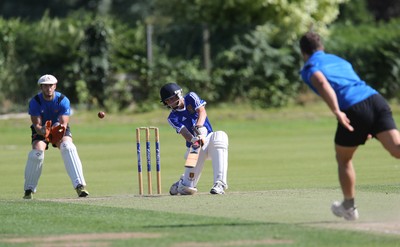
[185,147,200,168]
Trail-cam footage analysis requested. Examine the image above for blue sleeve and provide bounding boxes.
[300,64,319,95]
[59,96,71,116]
[167,113,185,133]
[28,97,41,116]
[187,92,206,109]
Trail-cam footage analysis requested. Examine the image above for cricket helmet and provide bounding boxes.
[38,74,58,85]
[160,82,183,105]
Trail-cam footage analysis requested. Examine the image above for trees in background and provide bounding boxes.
[0,0,399,113]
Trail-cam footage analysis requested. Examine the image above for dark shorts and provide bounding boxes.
[335,94,397,147]
[31,125,72,149]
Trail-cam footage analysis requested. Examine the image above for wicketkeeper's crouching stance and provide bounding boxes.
[23,74,89,199]
[160,83,229,195]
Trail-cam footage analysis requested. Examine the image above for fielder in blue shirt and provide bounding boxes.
[23,74,89,199]
[160,83,229,195]
[300,32,400,220]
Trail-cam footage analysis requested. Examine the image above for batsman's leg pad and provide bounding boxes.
[183,148,208,188]
[24,150,44,192]
[209,131,229,188]
[60,141,86,189]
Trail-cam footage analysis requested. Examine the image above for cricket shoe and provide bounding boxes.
[23,189,33,199]
[210,181,226,195]
[170,180,197,195]
[177,180,197,195]
[169,175,184,195]
[331,201,359,221]
[169,175,197,195]
[76,184,89,197]
[169,180,180,195]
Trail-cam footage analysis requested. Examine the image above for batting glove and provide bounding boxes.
[191,135,205,148]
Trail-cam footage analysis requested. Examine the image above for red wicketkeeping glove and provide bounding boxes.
[44,120,52,142]
[50,124,66,145]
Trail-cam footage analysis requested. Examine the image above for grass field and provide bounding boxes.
[1,103,400,247]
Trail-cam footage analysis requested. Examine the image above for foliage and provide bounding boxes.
[328,19,400,98]
[27,14,85,99]
[108,21,213,112]
[106,21,147,112]
[109,0,155,26]
[144,0,349,109]
[3,0,400,113]
[0,14,85,112]
[336,0,374,25]
[149,0,349,109]
[213,24,301,107]
[0,18,28,112]
[0,0,88,20]
[79,18,111,108]
[151,55,213,102]
[154,0,350,50]
[367,0,400,21]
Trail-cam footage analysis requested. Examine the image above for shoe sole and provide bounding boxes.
[210,190,224,194]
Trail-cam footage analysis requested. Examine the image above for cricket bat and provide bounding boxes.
[185,143,201,168]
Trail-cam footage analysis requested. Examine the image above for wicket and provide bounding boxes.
[136,127,161,195]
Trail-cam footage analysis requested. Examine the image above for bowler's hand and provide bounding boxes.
[335,111,354,132]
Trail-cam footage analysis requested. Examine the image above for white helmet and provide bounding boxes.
[38,74,58,85]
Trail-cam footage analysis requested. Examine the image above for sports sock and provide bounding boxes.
[343,198,355,209]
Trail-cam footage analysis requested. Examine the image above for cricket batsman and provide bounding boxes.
[160,82,229,195]
[23,74,89,199]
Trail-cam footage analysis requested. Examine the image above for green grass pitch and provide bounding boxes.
[0,103,399,246]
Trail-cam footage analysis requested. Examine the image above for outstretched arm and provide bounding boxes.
[311,71,354,132]
[179,127,195,143]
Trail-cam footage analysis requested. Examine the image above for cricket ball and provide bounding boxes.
[98,111,105,119]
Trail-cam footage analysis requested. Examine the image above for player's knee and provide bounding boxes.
[28,150,44,162]
[211,131,228,149]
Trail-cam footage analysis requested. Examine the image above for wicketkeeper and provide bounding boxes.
[23,74,89,199]
[160,82,229,195]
